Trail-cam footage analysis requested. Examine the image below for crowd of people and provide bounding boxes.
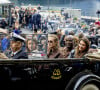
[0,5,100,60]
[0,29,99,59]
[47,32,90,58]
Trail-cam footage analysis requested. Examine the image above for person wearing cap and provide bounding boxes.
[5,33,28,59]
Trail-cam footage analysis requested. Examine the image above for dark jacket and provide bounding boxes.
[47,49,61,58]
[68,50,86,58]
[32,14,37,25]
[68,50,75,58]
[36,13,41,23]
[59,35,65,47]
[5,49,28,59]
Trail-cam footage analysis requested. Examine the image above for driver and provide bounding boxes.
[0,33,28,59]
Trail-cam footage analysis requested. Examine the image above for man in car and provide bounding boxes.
[59,35,74,58]
[4,33,28,59]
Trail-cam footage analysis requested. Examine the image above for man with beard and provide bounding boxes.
[60,35,74,58]
[4,33,28,59]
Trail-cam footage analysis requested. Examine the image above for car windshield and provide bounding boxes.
[0,34,48,60]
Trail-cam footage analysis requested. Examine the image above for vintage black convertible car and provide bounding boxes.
[0,33,100,90]
[0,58,100,90]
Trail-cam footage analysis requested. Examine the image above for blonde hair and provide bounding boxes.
[48,34,59,42]
[48,34,59,49]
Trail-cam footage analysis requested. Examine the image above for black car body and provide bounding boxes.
[0,58,100,90]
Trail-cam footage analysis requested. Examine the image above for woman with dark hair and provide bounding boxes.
[68,37,90,58]
[26,38,43,59]
[26,39,37,53]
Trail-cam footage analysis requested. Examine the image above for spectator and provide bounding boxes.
[1,35,10,52]
[69,31,75,36]
[36,12,41,29]
[13,21,21,34]
[19,8,24,25]
[13,27,21,34]
[78,32,84,40]
[0,19,7,29]
[11,14,16,27]
[37,4,41,10]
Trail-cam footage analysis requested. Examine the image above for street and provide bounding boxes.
[21,28,33,34]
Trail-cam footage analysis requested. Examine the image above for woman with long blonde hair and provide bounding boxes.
[47,34,61,58]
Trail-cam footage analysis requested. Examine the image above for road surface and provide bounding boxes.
[21,28,33,34]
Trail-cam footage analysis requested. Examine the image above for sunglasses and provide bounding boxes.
[48,40,53,43]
